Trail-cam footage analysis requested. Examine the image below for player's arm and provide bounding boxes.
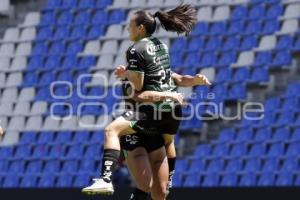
[132,90,184,105]
[171,72,211,87]
[0,126,4,139]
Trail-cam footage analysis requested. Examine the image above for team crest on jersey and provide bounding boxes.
[125,135,139,145]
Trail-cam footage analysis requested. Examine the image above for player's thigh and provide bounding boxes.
[126,147,153,192]
[148,147,169,197]
[105,116,136,136]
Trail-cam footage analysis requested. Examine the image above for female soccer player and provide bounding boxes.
[82,4,198,198]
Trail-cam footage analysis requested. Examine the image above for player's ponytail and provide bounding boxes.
[154,4,197,36]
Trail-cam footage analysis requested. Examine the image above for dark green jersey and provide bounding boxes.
[126,37,177,93]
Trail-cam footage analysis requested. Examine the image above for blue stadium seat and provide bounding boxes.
[255,112,276,127]
[202,173,219,187]
[39,72,56,86]
[56,174,73,188]
[41,12,56,26]
[190,144,211,159]
[282,97,300,111]
[28,56,44,71]
[271,128,290,142]
[36,86,52,101]
[285,83,300,97]
[262,19,279,34]
[211,84,228,100]
[53,27,70,40]
[276,35,294,50]
[0,159,8,174]
[19,132,37,145]
[228,83,247,100]
[206,159,224,173]
[20,174,37,188]
[248,5,265,20]
[9,161,25,174]
[176,159,189,172]
[225,159,242,173]
[87,25,105,39]
[265,4,283,19]
[32,42,48,55]
[232,6,248,20]
[229,143,247,158]
[56,11,73,25]
[294,37,300,51]
[31,145,49,159]
[248,143,266,157]
[240,35,258,50]
[62,160,79,173]
[14,145,32,159]
[220,173,237,186]
[71,131,90,144]
[200,52,217,67]
[78,56,97,69]
[183,53,200,68]
[44,0,61,10]
[191,23,209,36]
[66,41,83,55]
[74,11,91,25]
[233,68,250,83]
[271,50,292,68]
[236,113,260,128]
[239,172,256,186]
[44,56,62,70]
[187,37,204,53]
[250,67,269,83]
[264,97,280,112]
[286,143,300,157]
[96,0,113,8]
[64,145,84,159]
[214,68,232,83]
[244,21,262,35]
[62,55,78,69]
[38,174,56,188]
[78,0,95,9]
[3,174,20,188]
[173,173,183,187]
[216,128,235,143]
[217,52,237,67]
[244,158,261,172]
[222,36,240,51]
[253,51,272,67]
[281,158,298,172]
[79,160,95,173]
[210,22,227,35]
[49,42,66,55]
[276,111,295,126]
[258,172,275,186]
[36,27,53,41]
[43,160,60,173]
[46,145,66,159]
[211,144,229,157]
[205,37,222,52]
[188,159,205,173]
[61,0,78,9]
[290,129,300,142]
[74,174,91,187]
[235,128,253,143]
[183,173,200,187]
[295,175,300,186]
[262,158,280,172]
[109,10,126,24]
[92,11,108,25]
[70,26,87,40]
[26,161,43,174]
[171,38,187,53]
[267,143,285,157]
[276,172,293,186]
[227,21,245,35]
[53,131,72,144]
[84,144,102,159]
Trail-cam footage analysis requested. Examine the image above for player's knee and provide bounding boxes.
[151,185,168,200]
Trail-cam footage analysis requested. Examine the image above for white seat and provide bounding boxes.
[199,68,216,82]
[0,102,13,116]
[18,87,35,102]
[1,88,18,102]
[281,4,300,19]
[254,36,276,51]
[199,0,216,5]
[6,116,25,131]
[108,71,121,86]
[43,116,60,131]
[94,55,114,70]
[82,40,101,55]
[109,0,129,9]
[0,131,19,146]
[19,28,36,41]
[183,0,199,6]
[0,57,11,72]
[0,0,10,16]
[78,115,96,130]
[13,101,31,115]
[103,25,123,39]
[157,26,178,38]
[129,0,147,8]
[212,6,230,21]
[101,40,118,54]
[0,73,6,86]
[0,116,8,130]
[113,55,126,67]
[232,51,254,67]
[0,28,19,43]
[118,40,132,54]
[24,116,43,131]
[277,19,299,35]
[5,72,23,87]
[20,12,40,27]
[164,0,181,7]
[60,116,78,130]
[160,38,170,49]
[121,26,130,38]
[146,0,164,8]
[89,70,109,86]
[197,7,213,22]
[0,43,15,57]
[30,101,48,115]
[15,42,32,56]
[178,87,193,99]
[10,56,27,71]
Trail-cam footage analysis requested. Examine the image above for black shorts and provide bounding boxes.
[120,133,165,153]
[122,104,182,136]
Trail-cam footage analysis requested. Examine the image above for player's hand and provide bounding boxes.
[0,126,4,140]
[114,65,126,79]
[195,74,211,85]
[169,93,186,105]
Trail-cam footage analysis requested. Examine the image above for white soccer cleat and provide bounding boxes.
[82,178,114,195]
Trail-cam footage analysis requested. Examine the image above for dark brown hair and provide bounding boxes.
[134,4,197,36]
